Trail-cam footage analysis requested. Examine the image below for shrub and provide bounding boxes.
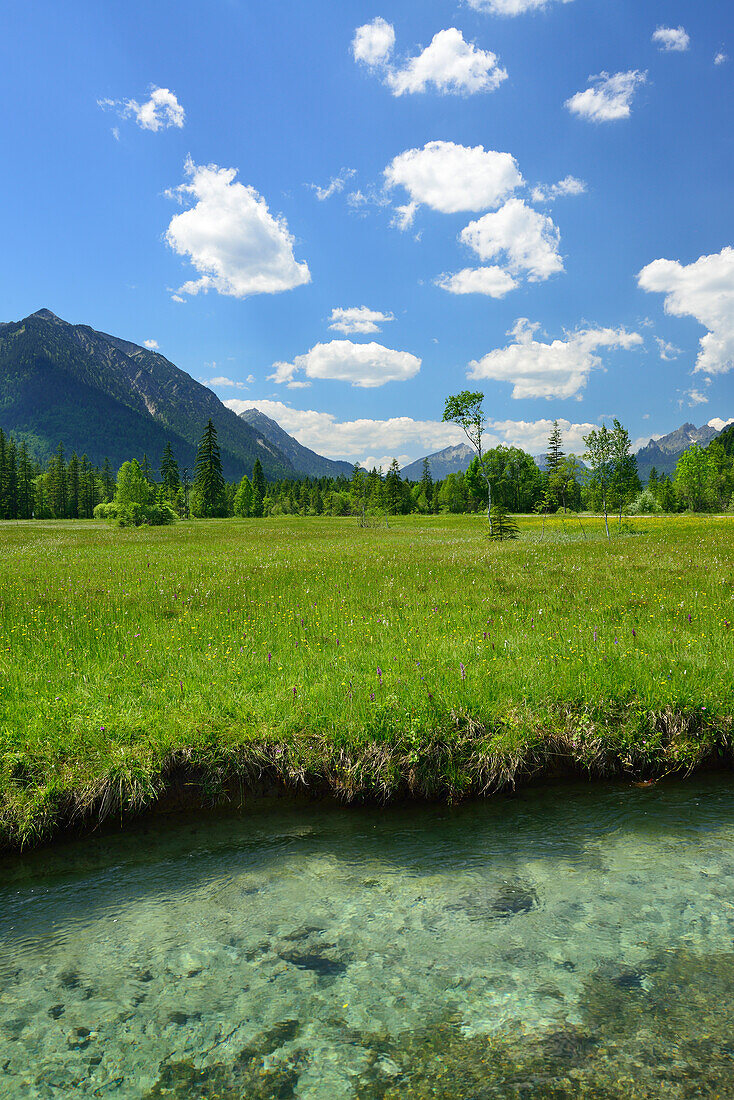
[94,501,176,527]
[628,489,661,515]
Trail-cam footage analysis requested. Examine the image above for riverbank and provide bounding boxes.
[1,514,732,851]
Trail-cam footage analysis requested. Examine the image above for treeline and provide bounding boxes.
[1,418,733,522]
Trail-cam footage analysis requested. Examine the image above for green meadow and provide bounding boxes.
[1,513,732,849]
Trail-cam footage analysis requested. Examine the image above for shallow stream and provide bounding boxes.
[2,778,734,1097]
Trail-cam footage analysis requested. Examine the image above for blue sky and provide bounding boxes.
[1,0,732,466]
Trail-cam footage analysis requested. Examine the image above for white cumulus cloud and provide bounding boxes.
[435,266,518,297]
[143,339,159,349]
[566,70,647,122]
[328,307,395,335]
[468,318,643,399]
[352,17,396,67]
[353,20,507,96]
[460,199,563,282]
[652,26,690,52]
[269,340,421,388]
[708,417,734,431]
[98,86,185,132]
[165,158,310,299]
[638,247,734,375]
[202,376,246,389]
[384,141,523,226]
[465,0,574,14]
[531,176,587,203]
[715,51,728,65]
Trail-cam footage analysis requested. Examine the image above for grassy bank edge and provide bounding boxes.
[3,703,731,854]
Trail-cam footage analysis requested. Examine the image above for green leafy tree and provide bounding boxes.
[234,474,253,517]
[583,424,614,537]
[443,391,491,524]
[610,419,640,529]
[115,459,152,506]
[674,444,718,512]
[192,419,227,517]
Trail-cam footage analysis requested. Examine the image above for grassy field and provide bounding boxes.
[1,513,732,849]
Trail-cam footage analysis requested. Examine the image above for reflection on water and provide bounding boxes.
[1,779,734,1097]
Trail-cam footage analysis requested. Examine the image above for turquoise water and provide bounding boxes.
[2,779,734,1097]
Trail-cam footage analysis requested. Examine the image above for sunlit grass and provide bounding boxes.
[0,513,732,847]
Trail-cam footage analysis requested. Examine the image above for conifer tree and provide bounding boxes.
[192,420,227,517]
[140,453,154,486]
[546,420,565,475]
[384,458,403,515]
[17,442,34,519]
[488,502,520,541]
[160,442,180,493]
[49,443,68,518]
[67,452,80,519]
[250,458,266,518]
[419,457,433,499]
[101,457,115,502]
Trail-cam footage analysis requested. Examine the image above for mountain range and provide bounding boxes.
[403,421,731,481]
[0,309,294,480]
[634,421,725,479]
[1,310,729,485]
[237,408,353,479]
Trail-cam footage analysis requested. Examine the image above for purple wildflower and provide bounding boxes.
[267,652,272,664]
[460,663,466,681]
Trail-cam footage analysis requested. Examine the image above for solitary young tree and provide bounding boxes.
[192,419,227,517]
[610,419,640,529]
[583,423,614,538]
[443,391,492,526]
[488,502,520,541]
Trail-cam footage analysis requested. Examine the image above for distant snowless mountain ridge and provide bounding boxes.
[401,420,732,481]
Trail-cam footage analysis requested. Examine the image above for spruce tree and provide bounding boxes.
[488,502,520,541]
[7,439,18,518]
[17,442,34,519]
[546,420,565,475]
[49,443,68,518]
[140,453,154,486]
[67,452,80,519]
[384,458,403,515]
[250,459,266,518]
[193,419,227,517]
[101,457,115,502]
[419,457,433,499]
[0,429,9,519]
[160,442,180,493]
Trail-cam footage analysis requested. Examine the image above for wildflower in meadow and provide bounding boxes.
[377,667,382,686]
[460,663,466,681]
[267,652,272,664]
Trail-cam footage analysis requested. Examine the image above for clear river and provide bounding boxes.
[2,778,734,1098]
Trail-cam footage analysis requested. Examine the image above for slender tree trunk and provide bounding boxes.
[603,491,610,538]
